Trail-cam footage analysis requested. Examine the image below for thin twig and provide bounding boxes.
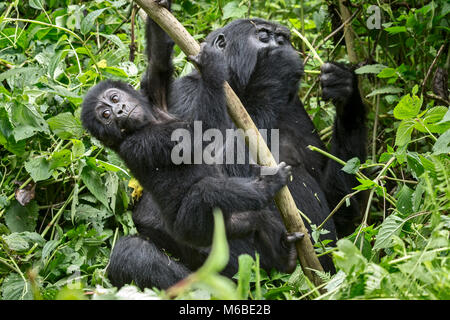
[421,43,446,95]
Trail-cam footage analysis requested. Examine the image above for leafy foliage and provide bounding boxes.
[0,0,448,300]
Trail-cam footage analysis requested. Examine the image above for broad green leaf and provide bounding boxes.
[432,130,450,155]
[86,157,130,176]
[2,233,30,251]
[342,157,361,174]
[29,0,44,10]
[4,201,39,233]
[396,185,414,215]
[11,104,49,141]
[355,64,387,74]
[2,232,44,251]
[71,139,86,158]
[47,112,84,139]
[25,157,53,181]
[80,166,109,209]
[49,50,69,79]
[222,2,248,19]
[393,94,422,120]
[353,177,377,191]
[395,120,415,146]
[1,274,33,300]
[373,214,405,250]
[407,152,424,178]
[50,149,72,169]
[80,9,107,35]
[377,67,396,78]
[333,239,367,274]
[41,240,61,262]
[366,86,403,98]
[103,66,129,78]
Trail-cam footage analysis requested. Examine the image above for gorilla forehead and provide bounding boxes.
[207,18,290,41]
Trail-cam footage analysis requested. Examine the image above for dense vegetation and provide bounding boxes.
[0,0,448,300]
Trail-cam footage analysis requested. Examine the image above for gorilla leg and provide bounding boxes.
[107,236,190,290]
[320,63,367,237]
[172,163,291,247]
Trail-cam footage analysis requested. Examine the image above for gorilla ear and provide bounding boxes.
[227,36,258,89]
[213,34,226,50]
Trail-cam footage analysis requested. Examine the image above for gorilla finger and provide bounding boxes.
[285,232,304,243]
[156,0,171,9]
[321,62,353,79]
[322,87,352,101]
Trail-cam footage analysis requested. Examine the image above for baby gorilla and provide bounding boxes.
[81,43,293,249]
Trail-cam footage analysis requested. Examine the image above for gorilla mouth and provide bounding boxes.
[119,105,139,133]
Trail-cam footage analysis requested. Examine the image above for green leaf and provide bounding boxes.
[198,209,229,274]
[395,120,415,146]
[377,67,396,78]
[25,157,53,182]
[355,64,387,74]
[1,274,33,300]
[236,255,254,300]
[80,9,107,35]
[353,177,377,191]
[80,166,109,209]
[407,152,424,178]
[47,112,84,139]
[366,86,403,98]
[396,185,414,215]
[373,214,405,250]
[222,2,248,20]
[385,26,407,34]
[4,201,39,233]
[432,130,450,155]
[393,94,422,120]
[41,240,60,262]
[71,139,86,158]
[50,149,72,169]
[29,0,44,10]
[86,157,130,176]
[48,50,69,79]
[2,233,30,251]
[11,104,49,141]
[342,157,361,174]
[333,239,367,274]
[2,232,44,251]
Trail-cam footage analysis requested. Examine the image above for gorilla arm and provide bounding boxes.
[320,62,367,237]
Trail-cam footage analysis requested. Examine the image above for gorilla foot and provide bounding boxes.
[282,231,304,273]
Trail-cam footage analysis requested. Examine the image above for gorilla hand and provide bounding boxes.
[320,62,358,110]
[188,38,228,87]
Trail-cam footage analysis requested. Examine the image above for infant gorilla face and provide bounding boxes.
[95,87,148,133]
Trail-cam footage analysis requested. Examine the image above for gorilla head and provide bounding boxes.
[81,80,171,148]
[206,18,304,93]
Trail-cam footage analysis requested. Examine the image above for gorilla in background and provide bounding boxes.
[107,1,367,289]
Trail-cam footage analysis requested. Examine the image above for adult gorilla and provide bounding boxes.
[108,2,367,289]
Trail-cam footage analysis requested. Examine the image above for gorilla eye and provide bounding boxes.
[258,30,270,43]
[276,34,285,45]
[111,94,119,103]
[102,109,111,119]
